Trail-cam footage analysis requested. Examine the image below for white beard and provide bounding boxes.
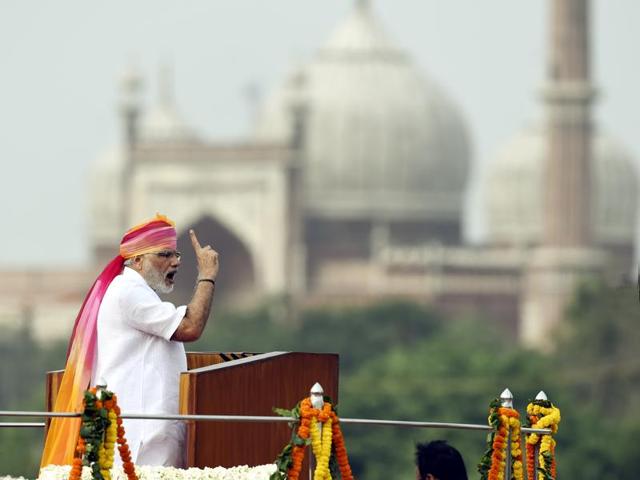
[141,261,174,294]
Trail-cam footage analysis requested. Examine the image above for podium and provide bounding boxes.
[46,351,339,475]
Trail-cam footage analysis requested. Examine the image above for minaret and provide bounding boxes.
[119,63,143,149]
[542,0,594,246]
[118,63,143,232]
[521,0,606,349]
[284,67,309,324]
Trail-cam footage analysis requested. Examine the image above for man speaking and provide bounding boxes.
[41,214,219,468]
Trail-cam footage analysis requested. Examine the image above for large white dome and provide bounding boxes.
[254,2,470,222]
[486,125,638,247]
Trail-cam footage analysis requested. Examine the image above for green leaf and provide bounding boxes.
[329,453,339,477]
[293,434,308,446]
[273,407,294,418]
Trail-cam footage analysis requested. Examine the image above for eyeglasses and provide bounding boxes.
[153,250,182,260]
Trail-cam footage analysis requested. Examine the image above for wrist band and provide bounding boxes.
[197,278,216,286]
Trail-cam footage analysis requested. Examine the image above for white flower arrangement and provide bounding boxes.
[34,464,277,480]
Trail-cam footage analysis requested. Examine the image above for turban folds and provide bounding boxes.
[120,214,177,259]
[41,214,178,467]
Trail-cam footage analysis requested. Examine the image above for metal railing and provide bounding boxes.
[0,411,551,435]
[0,386,553,479]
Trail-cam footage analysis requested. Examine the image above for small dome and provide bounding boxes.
[138,65,199,144]
[254,1,470,221]
[138,104,198,143]
[486,125,638,247]
[88,146,126,249]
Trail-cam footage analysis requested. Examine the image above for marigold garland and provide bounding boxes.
[310,416,332,479]
[478,398,524,480]
[272,396,354,480]
[68,387,138,480]
[525,399,561,480]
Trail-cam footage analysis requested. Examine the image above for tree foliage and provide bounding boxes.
[2,280,639,478]
[0,324,66,476]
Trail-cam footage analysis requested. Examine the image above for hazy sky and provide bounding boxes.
[1,1,638,267]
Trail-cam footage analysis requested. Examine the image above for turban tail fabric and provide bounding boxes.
[41,215,177,467]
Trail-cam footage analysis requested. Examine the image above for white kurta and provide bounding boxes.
[91,267,187,467]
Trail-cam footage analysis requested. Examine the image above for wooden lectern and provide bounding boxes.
[46,351,339,477]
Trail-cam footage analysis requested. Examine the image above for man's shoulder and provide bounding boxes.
[105,269,152,303]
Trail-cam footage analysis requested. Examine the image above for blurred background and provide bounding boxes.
[1,1,639,478]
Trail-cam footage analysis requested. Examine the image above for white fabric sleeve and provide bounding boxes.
[120,283,187,341]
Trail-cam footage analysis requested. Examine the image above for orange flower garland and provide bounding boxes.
[68,387,138,480]
[287,411,311,480]
[526,442,536,480]
[478,399,524,480]
[330,415,352,479]
[114,402,137,480]
[69,437,84,480]
[525,399,560,480]
[272,396,354,480]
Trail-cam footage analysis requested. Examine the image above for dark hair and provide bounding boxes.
[416,440,468,480]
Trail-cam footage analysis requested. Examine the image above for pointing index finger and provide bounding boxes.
[189,229,202,250]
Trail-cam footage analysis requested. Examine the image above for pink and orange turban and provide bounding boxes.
[119,213,177,259]
[41,214,178,467]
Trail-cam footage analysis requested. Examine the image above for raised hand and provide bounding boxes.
[171,229,219,341]
[190,229,219,280]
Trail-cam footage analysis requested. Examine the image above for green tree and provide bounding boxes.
[335,281,640,479]
[0,325,66,477]
[193,300,441,376]
[550,280,640,479]
[339,319,550,480]
[4,280,640,478]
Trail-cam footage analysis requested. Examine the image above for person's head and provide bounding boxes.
[120,214,180,294]
[125,250,181,294]
[415,440,468,480]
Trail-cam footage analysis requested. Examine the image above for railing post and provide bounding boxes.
[309,382,324,480]
[533,390,547,479]
[500,388,514,480]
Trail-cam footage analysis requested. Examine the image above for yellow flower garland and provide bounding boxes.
[70,387,138,480]
[525,401,561,480]
[98,409,118,480]
[508,415,524,480]
[273,396,354,480]
[310,416,333,480]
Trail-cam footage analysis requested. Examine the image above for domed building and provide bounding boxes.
[485,124,637,274]
[90,66,201,263]
[87,0,473,308]
[253,1,470,293]
[255,2,469,231]
[79,0,636,339]
[2,1,636,344]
